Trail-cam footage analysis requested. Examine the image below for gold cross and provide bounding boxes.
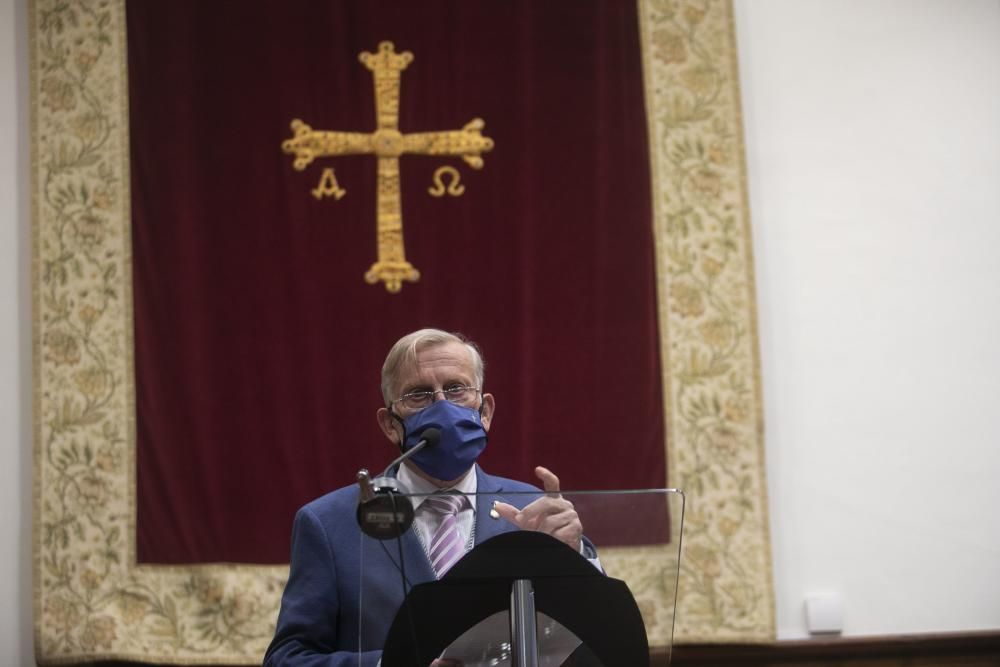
[282,41,495,293]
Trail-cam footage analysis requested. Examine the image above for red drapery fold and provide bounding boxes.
[128,0,665,564]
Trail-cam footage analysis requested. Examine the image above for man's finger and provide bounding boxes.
[516,497,558,527]
[536,506,577,536]
[535,466,561,495]
[496,497,556,531]
[491,500,521,526]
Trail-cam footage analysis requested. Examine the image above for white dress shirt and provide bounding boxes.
[397,462,478,558]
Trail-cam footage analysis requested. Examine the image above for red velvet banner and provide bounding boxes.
[128,0,664,564]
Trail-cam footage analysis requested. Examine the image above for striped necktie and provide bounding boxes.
[423,493,468,578]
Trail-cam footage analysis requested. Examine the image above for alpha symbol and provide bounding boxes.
[311,168,346,200]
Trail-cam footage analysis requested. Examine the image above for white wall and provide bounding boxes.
[1,0,32,663]
[2,1,999,663]
[735,0,1000,640]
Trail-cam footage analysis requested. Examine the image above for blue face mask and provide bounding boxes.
[397,399,488,481]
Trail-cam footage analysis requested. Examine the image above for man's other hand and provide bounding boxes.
[492,466,583,552]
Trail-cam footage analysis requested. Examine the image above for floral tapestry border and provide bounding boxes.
[639,0,775,641]
[31,0,773,662]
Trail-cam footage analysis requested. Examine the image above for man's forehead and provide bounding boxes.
[396,342,474,384]
[415,340,472,365]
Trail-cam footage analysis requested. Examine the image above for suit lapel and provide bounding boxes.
[474,466,520,545]
[397,527,435,584]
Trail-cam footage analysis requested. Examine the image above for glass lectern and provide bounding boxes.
[357,488,684,666]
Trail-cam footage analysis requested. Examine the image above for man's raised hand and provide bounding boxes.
[492,466,582,552]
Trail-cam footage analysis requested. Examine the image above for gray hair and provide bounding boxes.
[380,328,485,406]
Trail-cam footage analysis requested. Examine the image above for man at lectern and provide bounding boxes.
[264,328,596,667]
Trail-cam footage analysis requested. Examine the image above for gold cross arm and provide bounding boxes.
[282,118,494,167]
[402,119,495,169]
[282,120,373,171]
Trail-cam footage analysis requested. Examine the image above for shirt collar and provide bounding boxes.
[398,462,478,511]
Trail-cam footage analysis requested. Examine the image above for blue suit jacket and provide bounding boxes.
[264,466,543,667]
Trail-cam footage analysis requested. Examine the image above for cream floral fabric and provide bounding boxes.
[32,0,772,661]
[638,0,775,641]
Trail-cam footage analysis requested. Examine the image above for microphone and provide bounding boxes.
[380,427,442,479]
[356,427,442,539]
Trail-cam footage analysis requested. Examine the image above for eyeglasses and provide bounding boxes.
[391,385,481,411]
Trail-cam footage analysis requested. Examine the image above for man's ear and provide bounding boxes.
[480,393,496,431]
[376,407,402,446]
